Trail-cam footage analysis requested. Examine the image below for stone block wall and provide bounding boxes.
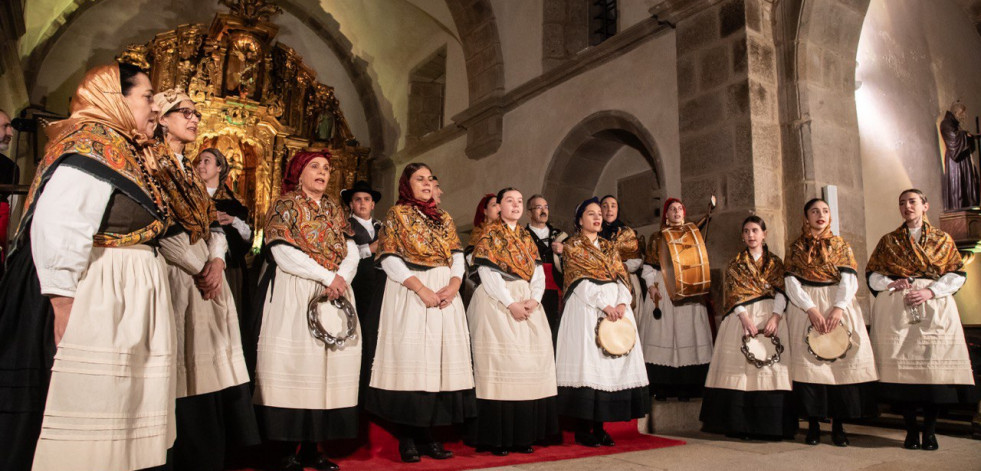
[657,0,786,313]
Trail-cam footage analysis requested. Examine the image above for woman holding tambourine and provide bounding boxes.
[555,197,649,448]
[784,198,878,447]
[254,150,362,471]
[700,215,796,440]
[867,189,974,451]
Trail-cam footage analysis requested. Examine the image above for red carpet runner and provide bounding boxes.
[229,419,685,471]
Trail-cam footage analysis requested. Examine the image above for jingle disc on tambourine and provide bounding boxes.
[740,333,783,368]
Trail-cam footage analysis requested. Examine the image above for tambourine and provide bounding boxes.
[804,323,851,362]
[307,294,359,349]
[740,333,784,368]
[595,315,637,358]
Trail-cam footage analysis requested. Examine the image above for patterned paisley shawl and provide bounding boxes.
[264,189,352,270]
[561,232,629,300]
[22,123,168,248]
[377,204,462,268]
[723,247,786,315]
[609,226,644,263]
[784,219,857,284]
[472,219,541,282]
[866,222,964,294]
[152,141,216,244]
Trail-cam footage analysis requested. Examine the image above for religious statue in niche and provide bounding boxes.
[225,34,262,99]
[940,101,981,210]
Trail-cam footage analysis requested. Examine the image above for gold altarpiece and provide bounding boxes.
[119,0,370,234]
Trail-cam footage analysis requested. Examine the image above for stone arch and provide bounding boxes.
[776,0,871,259]
[542,110,665,231]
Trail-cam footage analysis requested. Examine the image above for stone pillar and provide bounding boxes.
[652,0,786,310]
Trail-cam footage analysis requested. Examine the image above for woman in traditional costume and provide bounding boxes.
[365,163,475,463]
[465,193,500,261]
[253,150,360,470]
[463,194,500,303]
[700,216,795,440]
[555,197,649,447]
[639,198,714,400]
[599,195,645,316]
[784,198,878,447]
[152,89,257,470]
[0,63,175,471]
[867,189,974,451]
[194,148,256,372]
[467,187,559,456]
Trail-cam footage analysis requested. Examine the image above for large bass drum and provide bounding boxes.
[658,222,711,302]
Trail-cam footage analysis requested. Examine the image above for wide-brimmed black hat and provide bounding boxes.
[341,180,381,205]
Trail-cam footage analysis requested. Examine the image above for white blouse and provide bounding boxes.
[868,271,966,298]
[476,265,545,307]
[381,252,465,284]
[207,186,252,242]
[784,272,858,312]
[31,166,113,297]
[270,239,359,286]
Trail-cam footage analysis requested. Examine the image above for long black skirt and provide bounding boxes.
[877,382,978,406]
[0,244,54,471]
[468,397,560,448]
[541,289,562,349]
[256,404,360,442]
[647,363,709,398]
[557,386,650,422]
[173,384,261,471]
[793,381,879,420]
[699,388,797,439]
[364,387,477,428]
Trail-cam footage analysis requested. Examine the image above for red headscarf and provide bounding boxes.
[472,194,495,228]
[397,163,442,222]
[661,197,685,227]
[282,150,331,194]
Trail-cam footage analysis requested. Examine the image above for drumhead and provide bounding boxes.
[805,324,851,362]
[595,316,637,357]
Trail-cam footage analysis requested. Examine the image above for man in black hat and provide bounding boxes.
[341,180,384,397]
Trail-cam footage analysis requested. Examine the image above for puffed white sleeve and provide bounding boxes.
[231,217,252,241]
[733,305,748,316]
[158,232,208,275]
[928,272,966,298]
[270,244,336,286]
[451,252,465,279]
[571,280,609,314]
[616,281,632,305]
[832,272,858,309]
[31,166,114,297]
[640,263,658,286]
[336,240,360,283]
[477,266,515,307]
[772,292,787,315]
[381,256,413,284]
[530,265,545,302]
[868,272,893,293]
[357,243,372,259]
[784,276,816,312]
[624,257,642,273]
[207,230,228,262]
